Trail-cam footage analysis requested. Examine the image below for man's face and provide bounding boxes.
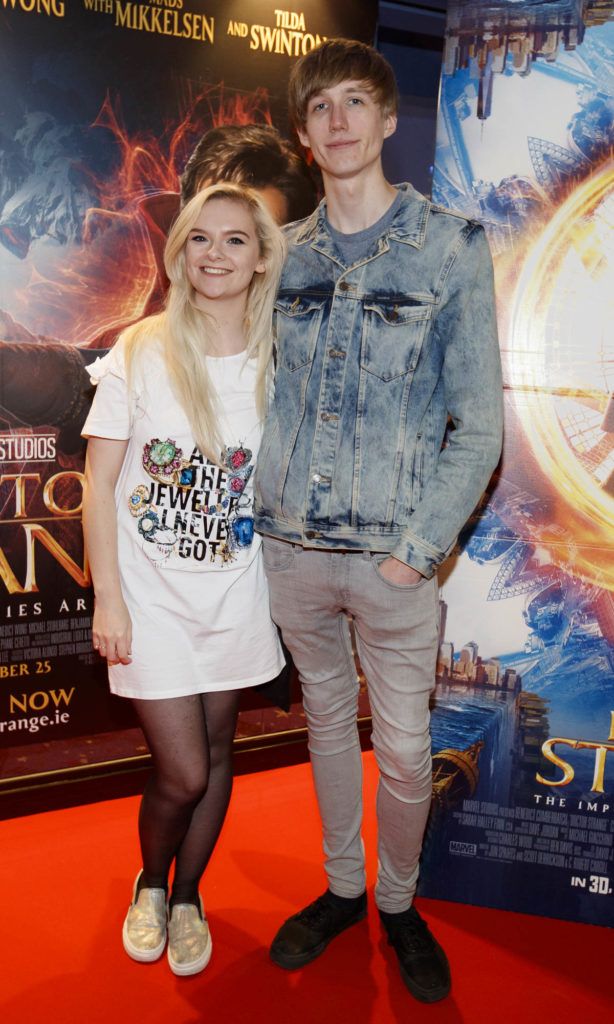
[297,80,396,182]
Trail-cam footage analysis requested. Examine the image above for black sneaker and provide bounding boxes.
[380,905,451,1003]
[270,891,367,969]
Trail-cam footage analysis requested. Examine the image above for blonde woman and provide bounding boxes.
[82,184,285,976]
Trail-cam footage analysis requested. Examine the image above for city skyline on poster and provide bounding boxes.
[419,0,613,926]
[433,2,613,738]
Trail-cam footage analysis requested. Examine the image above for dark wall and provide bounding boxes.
[377,1,447,196]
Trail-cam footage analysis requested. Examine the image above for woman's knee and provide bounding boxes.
[154,768,208,808]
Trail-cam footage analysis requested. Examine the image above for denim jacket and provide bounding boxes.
[254,184,503,578]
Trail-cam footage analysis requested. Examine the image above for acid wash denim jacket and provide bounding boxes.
[254,183,503,579]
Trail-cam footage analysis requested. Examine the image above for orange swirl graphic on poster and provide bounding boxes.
[5,84,272,347]
[509,159,614,590]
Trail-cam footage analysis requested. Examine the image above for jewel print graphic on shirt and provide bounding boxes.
[129,439,255,566]
[219,444,255,558]
[141,437,197,488]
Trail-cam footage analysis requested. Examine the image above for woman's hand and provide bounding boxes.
[92,598,133,665]
[83,436,131,666]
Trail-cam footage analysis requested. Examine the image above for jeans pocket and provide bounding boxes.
[370,553,428,591]
[262,536,295,572]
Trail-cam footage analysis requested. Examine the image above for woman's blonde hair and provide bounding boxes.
[122,183,285,464]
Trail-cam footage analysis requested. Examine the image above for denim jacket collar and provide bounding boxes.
[294,182,430,258]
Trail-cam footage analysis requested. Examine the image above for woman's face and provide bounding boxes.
[185,197,265,312]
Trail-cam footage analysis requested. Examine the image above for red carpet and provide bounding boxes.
[0,752,610,1023]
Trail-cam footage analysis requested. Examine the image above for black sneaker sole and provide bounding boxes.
[270,905,367,970]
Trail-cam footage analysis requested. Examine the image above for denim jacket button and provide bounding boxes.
[338,281,349,292]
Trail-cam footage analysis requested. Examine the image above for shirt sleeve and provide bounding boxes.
[81,344,131,441]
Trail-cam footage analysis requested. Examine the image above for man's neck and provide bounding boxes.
[323,166,398,234]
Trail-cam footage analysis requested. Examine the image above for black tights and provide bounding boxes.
[132,689,240,909]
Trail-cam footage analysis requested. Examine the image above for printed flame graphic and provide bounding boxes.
[10,83,273,347]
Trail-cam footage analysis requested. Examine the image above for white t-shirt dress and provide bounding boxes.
[82,339,284,699]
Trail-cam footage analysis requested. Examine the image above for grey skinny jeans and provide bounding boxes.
[263,538,439,913]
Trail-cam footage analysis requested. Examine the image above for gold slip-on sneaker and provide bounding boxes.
[122,872,167,963]
[167,897,212,977]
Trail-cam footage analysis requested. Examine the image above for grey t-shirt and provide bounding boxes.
[325,189,403,267]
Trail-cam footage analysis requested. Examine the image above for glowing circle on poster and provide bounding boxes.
[510,159,614,589]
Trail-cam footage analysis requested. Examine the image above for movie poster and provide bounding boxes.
[0,1,377,780]
[417,0,614,925]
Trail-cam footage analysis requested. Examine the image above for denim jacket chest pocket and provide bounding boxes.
[274,295,325,372]
[360,299,433,381]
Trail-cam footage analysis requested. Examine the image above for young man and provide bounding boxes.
[254,40,503,1003]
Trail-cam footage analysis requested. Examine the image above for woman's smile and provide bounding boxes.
[185,197,265,311]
